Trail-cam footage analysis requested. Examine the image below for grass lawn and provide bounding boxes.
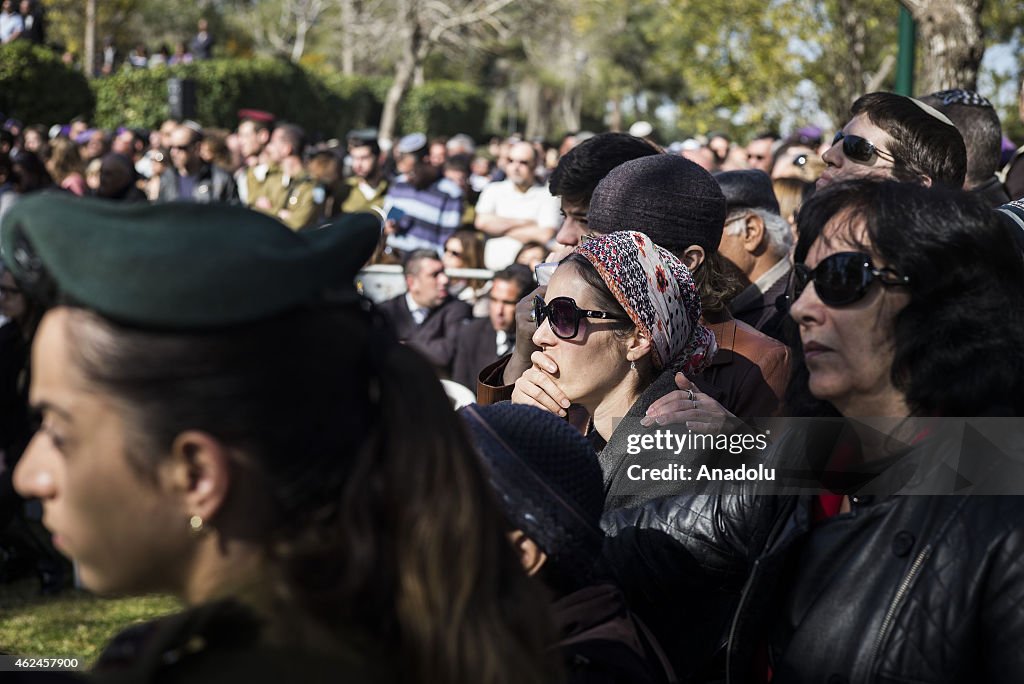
[0,579,179,667]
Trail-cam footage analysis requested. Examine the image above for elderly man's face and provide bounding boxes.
[507,143,536,189]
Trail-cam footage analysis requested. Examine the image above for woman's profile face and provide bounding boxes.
[443,237,465,270]
[13,308,193,595]
[532,265,631,408]
[515,245,547,271]
[0,271,26,323]
[789,214,910,417]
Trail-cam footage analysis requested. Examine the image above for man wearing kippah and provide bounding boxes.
[918,89,1011,207]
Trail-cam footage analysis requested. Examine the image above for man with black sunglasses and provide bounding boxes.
[818,91,966,191]
[157,124,237,204]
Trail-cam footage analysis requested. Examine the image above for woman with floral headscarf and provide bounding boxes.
[512,231,716,511]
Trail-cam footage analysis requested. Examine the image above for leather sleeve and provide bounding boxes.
[600,492,788,681]
[476,354,514,405]
[981,505,1024,681]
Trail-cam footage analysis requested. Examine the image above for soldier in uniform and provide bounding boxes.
[244,123,318,230]
[2,194,557,684]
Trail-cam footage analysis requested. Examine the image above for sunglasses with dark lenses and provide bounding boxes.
[791,252,909,307]
[533,295,628,340]
[832,131,896,165]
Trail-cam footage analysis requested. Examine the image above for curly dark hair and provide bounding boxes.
[548,132,660,204]
[790,179,1024,417]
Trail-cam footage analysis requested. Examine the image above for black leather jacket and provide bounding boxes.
[602,421,1024,683]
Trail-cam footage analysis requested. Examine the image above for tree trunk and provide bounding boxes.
[292,20,309,62]
[340,0,355,75]
[609,96,622,132]
[84,0,96,77]
[379,23,423,144]
[903,0,984,92]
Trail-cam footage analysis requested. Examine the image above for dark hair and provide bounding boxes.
[11,151,53,192]
[444,153,471,175]
[402,248,441,276]
[694,250,746,314]
[407,159,441,191]
[492,263,534,299]
[792,179,1024,416]
[548,132,660,204]
[850,92,967,188]
[63,304,557,684]
[350,138,381,157]
[918,93,1002,188]
[750,131,779,143]
[274,123,306,156]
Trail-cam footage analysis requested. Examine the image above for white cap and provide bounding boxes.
[629,121,654,138]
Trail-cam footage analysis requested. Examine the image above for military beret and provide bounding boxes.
[0,193,381,330]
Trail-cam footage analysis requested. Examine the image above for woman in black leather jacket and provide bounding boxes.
[603,179,1024,683]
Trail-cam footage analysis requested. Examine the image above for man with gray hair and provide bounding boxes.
[715,169,793,342]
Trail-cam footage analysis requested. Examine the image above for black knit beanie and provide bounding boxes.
[459,403,605,581]
[587,154,727,255]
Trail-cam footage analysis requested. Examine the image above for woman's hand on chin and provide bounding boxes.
[510,353,571,417]
[640,372,734,433]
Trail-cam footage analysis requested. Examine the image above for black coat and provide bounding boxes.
[451,317,509,390]
[377,294,471,372]
[602,421,1024,683]
[157,164,237,204]
[727,265,791,344]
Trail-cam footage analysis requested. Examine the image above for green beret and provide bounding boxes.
[0,193,381,329]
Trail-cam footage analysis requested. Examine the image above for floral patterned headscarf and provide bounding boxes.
[574,231,716,374]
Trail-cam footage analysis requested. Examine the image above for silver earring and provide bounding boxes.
[630,360,636,372]
[189,515,204,535]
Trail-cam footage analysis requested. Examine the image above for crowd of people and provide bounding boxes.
[0,84,1023,683]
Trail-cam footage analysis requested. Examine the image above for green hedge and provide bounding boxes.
[399,80,488,139]
[2,48,488,141]
[92,58,352,137]
[0,42,94,126]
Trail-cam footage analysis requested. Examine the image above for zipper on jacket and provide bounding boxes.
[868,545,932,676]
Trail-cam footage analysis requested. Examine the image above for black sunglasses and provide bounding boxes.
[832,131,897,165]
[791,252,909,307]
[533,295,627,340]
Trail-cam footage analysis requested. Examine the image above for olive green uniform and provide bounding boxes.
[340,176,388,215]
[88,601,382,684]
[245,165,319,231]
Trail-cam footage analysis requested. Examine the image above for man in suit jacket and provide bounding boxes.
[378,249,471,374]
[715,169,793,343]
[451,264,533,389]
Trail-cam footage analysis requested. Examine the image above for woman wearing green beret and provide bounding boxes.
[2,194,556,683]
